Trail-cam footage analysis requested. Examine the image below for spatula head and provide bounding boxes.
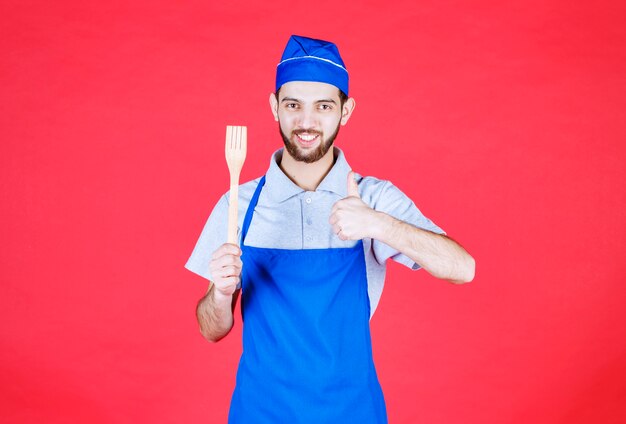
[225,125,247,174]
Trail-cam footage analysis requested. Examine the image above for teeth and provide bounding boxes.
[299,134,317,141]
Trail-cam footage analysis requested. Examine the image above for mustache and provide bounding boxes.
[292,129,322,136]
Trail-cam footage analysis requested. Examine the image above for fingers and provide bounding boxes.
[211,243,241,259]
[209,243,243,296]
[330,208,355,240]
[329,199,351,239]
[330,222,349,241]
[211,245,242,266]
[329,197,361,228]
[329,212,338,226]
[330,196,358,216]
[330,189,374,241]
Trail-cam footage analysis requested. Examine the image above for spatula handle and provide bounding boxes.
[227,176,240,245]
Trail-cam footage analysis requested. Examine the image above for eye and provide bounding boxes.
[285,103,298,110]
[318,104,333,111]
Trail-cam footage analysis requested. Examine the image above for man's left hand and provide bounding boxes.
[329,171,381,241]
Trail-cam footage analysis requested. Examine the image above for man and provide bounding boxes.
[187,35,475,423]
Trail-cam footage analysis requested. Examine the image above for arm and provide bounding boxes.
[368,214,474,284]
[330,172,475,284]
[196,243,242,342]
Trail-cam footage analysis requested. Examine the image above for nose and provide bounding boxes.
[298,106,317,129]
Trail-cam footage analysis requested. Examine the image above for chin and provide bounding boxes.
[279,124,340,164]
[288,141,332,163]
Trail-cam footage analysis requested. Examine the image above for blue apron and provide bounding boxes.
[229,176,387,423]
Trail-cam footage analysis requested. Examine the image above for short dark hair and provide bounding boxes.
[275,87,348,106]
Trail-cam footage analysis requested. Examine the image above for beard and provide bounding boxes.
[279,122,341,164]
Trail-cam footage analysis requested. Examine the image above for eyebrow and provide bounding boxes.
[280,97,337,104]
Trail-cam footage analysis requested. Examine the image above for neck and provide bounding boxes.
[279,147,336,191]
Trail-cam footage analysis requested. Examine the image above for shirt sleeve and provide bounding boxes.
[371,181,445,270]
[185,194,229,281]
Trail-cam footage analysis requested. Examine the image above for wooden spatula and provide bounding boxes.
[225,125,247,245]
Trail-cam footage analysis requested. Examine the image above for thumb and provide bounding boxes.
[347,171,360,198]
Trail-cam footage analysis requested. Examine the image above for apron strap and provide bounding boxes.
[240,176,266,245]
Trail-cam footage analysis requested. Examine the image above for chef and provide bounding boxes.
[187,35,475,423]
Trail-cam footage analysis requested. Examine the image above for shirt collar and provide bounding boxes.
[264,147,352,202]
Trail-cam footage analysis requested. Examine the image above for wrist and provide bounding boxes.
[369,211,393,241]
[212,285,234,304]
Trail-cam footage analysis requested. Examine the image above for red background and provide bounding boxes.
[2,1,625,423]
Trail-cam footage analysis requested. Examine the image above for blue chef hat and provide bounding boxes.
[276,35,349,96]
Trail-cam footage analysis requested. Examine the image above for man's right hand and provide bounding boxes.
[209,243,243,297]
[197,243,242,342]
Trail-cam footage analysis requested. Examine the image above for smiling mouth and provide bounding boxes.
[294,131,321,146]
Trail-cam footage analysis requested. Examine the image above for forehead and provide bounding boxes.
[278,81,341,102]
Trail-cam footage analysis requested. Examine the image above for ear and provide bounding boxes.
[269,92,279,121]
[340,97,356,126]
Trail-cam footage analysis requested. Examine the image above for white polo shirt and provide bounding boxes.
[186,147,444,317]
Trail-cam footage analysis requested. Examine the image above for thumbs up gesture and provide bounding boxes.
[330,171,380,241]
